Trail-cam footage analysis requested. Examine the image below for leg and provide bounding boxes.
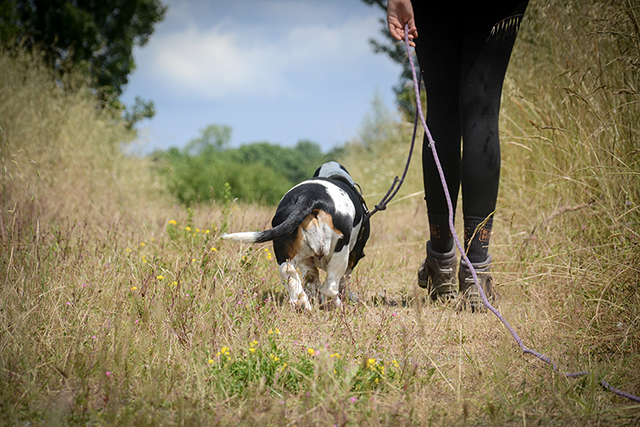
[412,3,463,254]
[338,266,352,295]
[279,261,311,310]
[456,1,529,310]
[412,1,529,303]
[299,259,321,304]
[459,0,529,263]
[319,249,349,308]
[412,2,464,298]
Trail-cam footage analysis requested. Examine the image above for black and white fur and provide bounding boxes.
[222,161,370,310]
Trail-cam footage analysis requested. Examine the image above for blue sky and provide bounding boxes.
[121,0,402,154]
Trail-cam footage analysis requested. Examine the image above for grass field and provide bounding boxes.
[1,0,639,425]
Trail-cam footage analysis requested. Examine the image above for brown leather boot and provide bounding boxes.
[458,255,495,312]
[418,241,458,301]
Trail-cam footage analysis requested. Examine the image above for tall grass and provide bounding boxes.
[1,0,639,425]
[0,50,151,224]
[499,0,640,370]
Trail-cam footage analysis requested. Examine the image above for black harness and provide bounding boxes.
[325,175,370,221]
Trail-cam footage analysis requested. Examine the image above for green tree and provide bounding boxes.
[1,0,166,122]
[230,140,325,185]
[153,124,328,207]
[361,0,417,121]
[123,96,156,129]
[184,124,232,157]
[294,139,324,165]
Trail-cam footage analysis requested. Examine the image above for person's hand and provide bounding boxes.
[387,0,418,46]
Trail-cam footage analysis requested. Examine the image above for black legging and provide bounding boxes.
[411,1,529,262]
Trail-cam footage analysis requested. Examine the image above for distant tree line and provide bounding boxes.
[153,124,332,206]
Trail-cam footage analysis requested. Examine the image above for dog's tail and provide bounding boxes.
[221,205,308,244]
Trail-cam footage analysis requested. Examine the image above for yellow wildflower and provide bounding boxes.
[168,220,177,226]
[140,242,145,247]
[211,247,218,252]
[156,275,165,280]
[185,227,191,232]
[307,348,315,356]
[366,358,376,369]
[131,286,138,291]
[208,359,214,364]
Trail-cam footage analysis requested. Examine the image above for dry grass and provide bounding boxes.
[2,198,637,426]
[1,0,640,425]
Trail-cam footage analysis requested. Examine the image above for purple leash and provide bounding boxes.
[402,24,640,403]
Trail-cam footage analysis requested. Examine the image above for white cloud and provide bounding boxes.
[150,26,290,98]
[139,5,385,101]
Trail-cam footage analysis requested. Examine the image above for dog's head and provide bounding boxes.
[313,161,355,187]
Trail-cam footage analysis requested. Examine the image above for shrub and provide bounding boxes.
[155,139,326,206]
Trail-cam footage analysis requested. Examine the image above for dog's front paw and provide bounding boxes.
[291,294,312,311]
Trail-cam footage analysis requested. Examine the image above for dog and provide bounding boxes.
[222,161,370,310]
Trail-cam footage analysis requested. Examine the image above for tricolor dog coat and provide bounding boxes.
[222,162,370,309]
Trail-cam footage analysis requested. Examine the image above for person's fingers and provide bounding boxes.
[388,19,416,46]
[387,15,417,46]
[408,24,418,44]
[407,17,418,40]
[387,18,403,41]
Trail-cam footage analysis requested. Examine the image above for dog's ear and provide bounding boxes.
[313,165,322,177]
